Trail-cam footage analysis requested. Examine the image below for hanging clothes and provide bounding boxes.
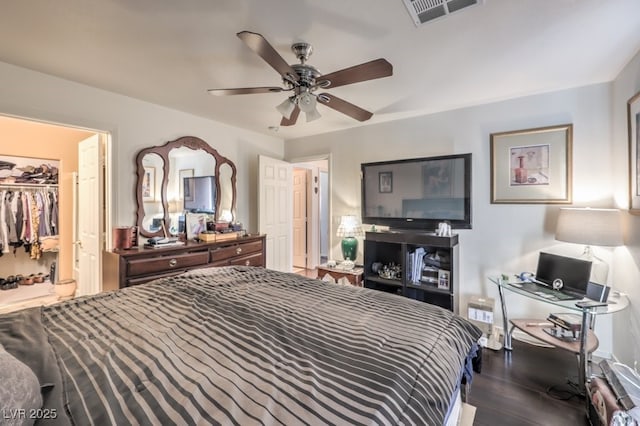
[0,190,7,254]
[0,185,59,255]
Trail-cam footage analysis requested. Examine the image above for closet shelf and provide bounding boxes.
[0,183,58,189]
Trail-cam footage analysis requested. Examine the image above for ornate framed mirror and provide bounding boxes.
[135,136,237,238]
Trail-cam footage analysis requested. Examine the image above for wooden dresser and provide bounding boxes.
[103,234,266,290]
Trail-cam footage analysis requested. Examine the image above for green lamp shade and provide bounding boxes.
[341,237,358,261]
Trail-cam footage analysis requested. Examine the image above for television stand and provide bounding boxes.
[363,230,459,312]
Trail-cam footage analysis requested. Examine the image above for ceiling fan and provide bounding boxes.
[208,31,393,126]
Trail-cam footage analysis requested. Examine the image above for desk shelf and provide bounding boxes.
[509,319,599,355]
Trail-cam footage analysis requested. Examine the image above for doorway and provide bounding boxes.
[291,157,329,271]
[0,114,111,302]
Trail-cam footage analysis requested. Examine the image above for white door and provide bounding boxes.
[292,168,307,268]
[258,155,292,272]
[75,134,103,296]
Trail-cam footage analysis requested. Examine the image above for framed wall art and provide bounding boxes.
[379,171,393,193]
[628,91,640,214]
[490,124,573,204]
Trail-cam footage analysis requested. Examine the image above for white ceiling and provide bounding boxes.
[1,0,639,140]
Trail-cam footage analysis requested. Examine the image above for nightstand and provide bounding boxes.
[317,264,364,287]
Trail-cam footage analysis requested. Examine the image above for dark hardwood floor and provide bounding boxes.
[469,339,590,426]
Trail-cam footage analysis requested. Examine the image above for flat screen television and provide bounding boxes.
[361,153,472,230]
[183,175,216,214]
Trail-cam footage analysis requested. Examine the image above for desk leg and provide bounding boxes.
[497,284,512,351]
[578,307,592,402]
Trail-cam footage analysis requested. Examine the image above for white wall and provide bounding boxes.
[285,83,622,356]
[0,61,285,233]
[612,49,640,367]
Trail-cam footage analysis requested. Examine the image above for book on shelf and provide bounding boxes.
[407,247,425,284]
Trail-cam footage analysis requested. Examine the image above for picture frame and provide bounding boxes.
[379,171,393,193]
[628,91,640,214]
[185,212,211,240]
[179,168,194,201]
[142,166,156,202]
[490,124,572,204]
[437,269,450,290]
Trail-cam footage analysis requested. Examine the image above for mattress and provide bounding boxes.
[0,266,481,425]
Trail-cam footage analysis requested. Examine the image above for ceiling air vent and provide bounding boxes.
[401,0,482,26]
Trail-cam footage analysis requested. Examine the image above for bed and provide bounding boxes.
[0,266,481,425]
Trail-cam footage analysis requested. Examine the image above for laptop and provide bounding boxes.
[519,252,592,301]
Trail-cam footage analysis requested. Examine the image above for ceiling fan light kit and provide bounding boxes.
[208,31,393,127]
[275,97,296,120]
[304,105,322,123]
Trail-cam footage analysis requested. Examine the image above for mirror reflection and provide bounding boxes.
[135,136,237,238]
[218,163,234,222]
[141,153,165,233]
[167,147,217,233]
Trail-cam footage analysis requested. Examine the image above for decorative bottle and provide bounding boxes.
[514,155,527,184]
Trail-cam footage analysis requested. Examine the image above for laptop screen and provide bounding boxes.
[535,252,592,296]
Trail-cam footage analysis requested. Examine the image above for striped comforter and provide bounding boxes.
[4,266,481,425]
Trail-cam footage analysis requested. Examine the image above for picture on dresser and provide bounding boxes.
[0,154,59,185]
[186,212,212,240]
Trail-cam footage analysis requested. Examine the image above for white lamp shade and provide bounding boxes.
[276,98,295,119]
[555,208,623,247]
[305,107,322,122]
[219,209,233,222]
[336,215,363,237]
[297,92,317,113]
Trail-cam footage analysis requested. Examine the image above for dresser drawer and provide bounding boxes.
[211,252,264,267]
[211,240,263,262]
[127,251,209,277]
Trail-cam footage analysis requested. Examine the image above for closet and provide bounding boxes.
[0,115,97,313]
[0,184,59,310]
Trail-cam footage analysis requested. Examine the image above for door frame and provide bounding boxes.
[0,112,113,287]
[289,153,331,270]
[292,167,311,269]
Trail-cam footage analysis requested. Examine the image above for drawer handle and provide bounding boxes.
[236,247,242,254]
[245,260,250,266]
[168,258,178,267]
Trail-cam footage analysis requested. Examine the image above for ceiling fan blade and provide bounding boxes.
[237,31,299,83]
[280,105,300,126]
[207,87,284,96]
[317,58,392,89]
[317,93,373,122]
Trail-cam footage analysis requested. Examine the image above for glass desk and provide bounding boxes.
[488,275,629,394]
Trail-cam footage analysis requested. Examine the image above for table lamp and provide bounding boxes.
[555,207,623,284]
[336,215,363,261]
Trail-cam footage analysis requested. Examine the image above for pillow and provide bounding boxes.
[0,343,43,426]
